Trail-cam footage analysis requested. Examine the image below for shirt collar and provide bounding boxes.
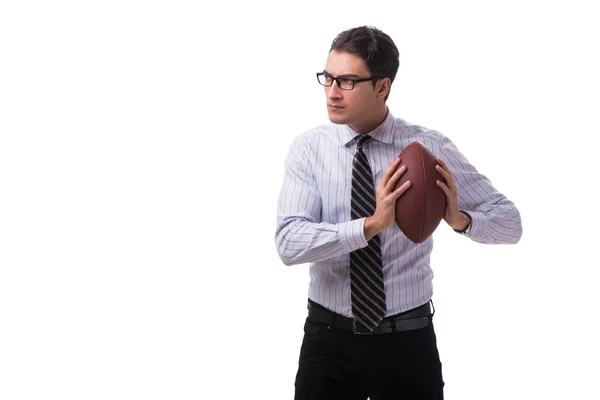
[340,108,395,147]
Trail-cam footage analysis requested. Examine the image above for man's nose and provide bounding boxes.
[327,80,343,99]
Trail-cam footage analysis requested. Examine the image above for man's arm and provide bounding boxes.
[436,136,523,244]
[275,137,411,265]
[275,137,368,266]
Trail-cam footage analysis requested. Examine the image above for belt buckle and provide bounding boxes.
[352,319,377,335]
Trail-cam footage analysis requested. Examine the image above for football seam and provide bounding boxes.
[418,144,426,242]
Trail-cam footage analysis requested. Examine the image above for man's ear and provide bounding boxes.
[377,77,391,98]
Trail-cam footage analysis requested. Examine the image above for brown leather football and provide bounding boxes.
[393,141,447,243]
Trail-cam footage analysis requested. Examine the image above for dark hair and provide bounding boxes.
[330,26,400,99]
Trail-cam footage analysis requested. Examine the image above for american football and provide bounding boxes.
[393,141,447,243]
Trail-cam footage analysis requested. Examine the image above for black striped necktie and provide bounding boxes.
[350,135,386,333]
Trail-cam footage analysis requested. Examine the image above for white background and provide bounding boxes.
[1,1,598,399]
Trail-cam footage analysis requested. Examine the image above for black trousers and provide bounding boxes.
[294,306,444,400]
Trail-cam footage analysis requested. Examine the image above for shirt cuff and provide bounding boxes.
[457,211,485,238]
[339,218,368,254]
[453,211,472,234]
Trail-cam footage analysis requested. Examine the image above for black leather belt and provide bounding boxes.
[307,300,434,335]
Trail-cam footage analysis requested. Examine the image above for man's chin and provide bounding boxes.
[327,113,348,125]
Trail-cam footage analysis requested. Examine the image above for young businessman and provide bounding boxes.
[275,26,522,400]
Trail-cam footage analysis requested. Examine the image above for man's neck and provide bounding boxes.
[348,106,389,134]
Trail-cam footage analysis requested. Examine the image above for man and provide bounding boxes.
[275,26,522,400]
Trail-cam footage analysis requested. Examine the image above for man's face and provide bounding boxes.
[323,50,380,127]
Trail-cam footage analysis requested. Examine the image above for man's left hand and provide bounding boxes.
[435,156,471,231]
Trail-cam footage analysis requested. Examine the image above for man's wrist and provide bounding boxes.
[453,211,472,234]
[364,216,383,241]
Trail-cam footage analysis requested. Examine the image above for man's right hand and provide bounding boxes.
[364,157,411,241]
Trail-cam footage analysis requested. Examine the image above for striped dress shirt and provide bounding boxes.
[275,110,522,317]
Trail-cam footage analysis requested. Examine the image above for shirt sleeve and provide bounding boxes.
[275,137,368,266]
[438,135,523,244]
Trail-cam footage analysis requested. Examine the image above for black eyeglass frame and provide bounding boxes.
[316,72,385,90]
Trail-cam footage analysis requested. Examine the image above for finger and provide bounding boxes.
[435,165,453,183]
[435,157,453,181]
[435,156,449,170]
[435,165,455,189]
[436,180,452,196]
[385,164,407,192]
[380,157,402,187]
[392,180,411,198]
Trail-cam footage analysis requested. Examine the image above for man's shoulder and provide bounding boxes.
[292,122,342,147]
[300,122,340,138]
[392,117,448,144]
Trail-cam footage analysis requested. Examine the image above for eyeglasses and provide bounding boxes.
[316,72,384,90]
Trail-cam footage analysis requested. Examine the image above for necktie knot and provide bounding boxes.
[356,135,372,150]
